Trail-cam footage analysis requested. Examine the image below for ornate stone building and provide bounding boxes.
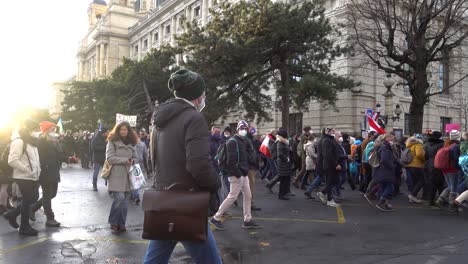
[75,0,468,136]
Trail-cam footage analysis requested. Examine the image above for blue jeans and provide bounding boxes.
[444,172,461,193]
[334,171,347,196]
[131,189,140,201]
[267,158,278,180]
[108,192,130,225]
[306,173,322,194]
[143,224,222,264]
[92,163,102,187]
[405,168,413,193]
[379,182,395,201]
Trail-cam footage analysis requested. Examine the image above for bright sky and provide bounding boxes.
[0,0,90,127]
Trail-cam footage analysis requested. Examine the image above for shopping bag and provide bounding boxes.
[129,164,147,190]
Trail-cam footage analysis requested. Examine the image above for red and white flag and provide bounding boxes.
[367,110,386,135]
[259,135,274,158]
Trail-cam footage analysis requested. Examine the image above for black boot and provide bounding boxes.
[3,212,19,229]
[19,225,38,236]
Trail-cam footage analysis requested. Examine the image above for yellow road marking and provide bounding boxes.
[0,237,49,255]
[336,207,346,224]
[230,216,341,224]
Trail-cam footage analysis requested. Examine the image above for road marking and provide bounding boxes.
[336,207,346,224]
[230,216,341,224]
[0,237,49,255]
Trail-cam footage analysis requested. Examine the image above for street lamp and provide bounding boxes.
[376,73,402,131]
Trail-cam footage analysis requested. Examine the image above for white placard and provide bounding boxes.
[116,113,137,127]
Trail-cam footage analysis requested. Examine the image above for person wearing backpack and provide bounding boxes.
[423,131,445,206]
[210,120,261,230]
[2,119,41,236]
[435,130,462,209]
[373,133,397,211]
[360,134,379,193]
[405,136,426,204]
[29,121,66,227]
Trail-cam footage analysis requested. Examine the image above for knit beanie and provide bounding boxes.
[277,128,288,139]
[168,69,206,101]
[430,131,442,139]
[237,120,248,131]
[40,121,56,133]
[450,130,461,141]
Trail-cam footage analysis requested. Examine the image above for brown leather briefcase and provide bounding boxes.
[142,186,210,241]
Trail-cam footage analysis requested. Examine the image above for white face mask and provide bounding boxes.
[197,98,206,112]
[224,133,230,138]
[48,132,59,138]
[31,131,41,138]
[330,133,336,138]
[338,137,343,143]
[239,130,248,137]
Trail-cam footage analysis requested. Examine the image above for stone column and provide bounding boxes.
[171,16,176,46]
[384,90,394,132]
[159,25,164,46]
[77,60,83,81]
[202,0,208,26]
[185,5,192,21]
[100,43,106,76]
[95,45,100,78]
[148,32,153,50]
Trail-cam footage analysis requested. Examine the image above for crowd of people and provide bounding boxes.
[1,68,468,264]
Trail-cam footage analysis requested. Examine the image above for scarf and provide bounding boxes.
[276,135,289,145]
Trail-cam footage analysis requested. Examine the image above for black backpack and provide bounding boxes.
[0,139,28,183]
[214,138,239,176]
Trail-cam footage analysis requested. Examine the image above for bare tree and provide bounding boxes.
[347,0,468,134]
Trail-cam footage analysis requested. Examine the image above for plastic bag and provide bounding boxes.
[129,164,147,190]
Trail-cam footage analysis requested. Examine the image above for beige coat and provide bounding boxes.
[304,141,317,171]
[8,132,41,181]
[106,139,137,192]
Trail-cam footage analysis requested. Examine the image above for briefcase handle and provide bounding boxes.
[163,183,197,192]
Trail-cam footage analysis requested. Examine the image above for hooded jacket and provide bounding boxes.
[423,137,444,171]
[8,131,41,181]
[276,135,292,177]
[373,141,397,183]
[151,98,219,192]
[318,134,340,172]
[405,138,425,168]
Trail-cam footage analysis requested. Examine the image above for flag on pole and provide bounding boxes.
[57,118,64,134]
[98,119,102,132]
[259,134,275,158]
[366,110,386,135]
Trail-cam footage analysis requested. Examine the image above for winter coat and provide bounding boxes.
[442,142,461,173]
[106,139,137,192]
[424,137,445,171]
[37,136,66,184]
[135,141,148,169]
[373,142,396,183]
[461,141,468,156]
[246,136,259,170]
[92,132,107,166]
[8,132,41,182]
[304,141,317,171]
[318,134,340,172]
[276,136,292,177]
[405,138,425,168]
[342,140,351,155]
[151,98,219,192]
[62,135,76,157]
[363,141,375,163]
[226,135,249,177]
[338,144,348,170]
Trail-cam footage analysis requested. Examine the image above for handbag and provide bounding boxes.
[101,160,112,179]
[142,183,209,241]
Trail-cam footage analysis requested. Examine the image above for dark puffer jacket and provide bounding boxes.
[276,137,292,177]
[318,134,340,172]
[373,141,397,183]
[226,135,249,177]
[92,131,108,166]
[424,137,444,171]
[246,135,259,170]
[152,98,219,192]
[37,136,66,184]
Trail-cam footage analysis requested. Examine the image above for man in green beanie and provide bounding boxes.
[144,69,222,264]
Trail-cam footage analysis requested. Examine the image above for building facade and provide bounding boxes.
[49,82,66,119]
[76,0,467,136]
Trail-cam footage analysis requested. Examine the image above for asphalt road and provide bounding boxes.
[1,165,468,264]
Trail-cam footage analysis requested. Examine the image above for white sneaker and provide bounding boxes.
[408,195,422,204]
[326,199,341,207]
[317,192,327,204]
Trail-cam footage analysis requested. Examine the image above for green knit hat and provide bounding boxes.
[168,69,206,101]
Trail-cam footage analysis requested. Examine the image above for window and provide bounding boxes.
[404,114,410,136]
[440,117,452,136]
[143,39,148,50]
[194,6,201,17]
[439,49,450,95]
[153,32,159,43]
[134,45,139,54]
[178,16,185,31]
[288,113,303,137]
[165,24,171,36]
[134,0,140,12]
